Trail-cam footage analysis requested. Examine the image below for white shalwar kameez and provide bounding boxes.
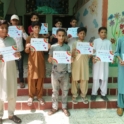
[92,38,112,96]
[0,37,17,118]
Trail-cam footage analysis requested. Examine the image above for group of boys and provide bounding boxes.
[1,13,123,123]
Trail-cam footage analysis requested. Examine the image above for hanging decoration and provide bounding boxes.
[26,0,68,14]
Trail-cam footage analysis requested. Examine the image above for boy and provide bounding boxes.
[0,20,21,123]
[68,17,78,51]
[70,17,77,27]
[49,19,63,45]
[71,27,89,104]
[25,21,46,106]
[10,14,28,88]
[91,27,112,101]
[28,13,49,38]
[115,36,124,116]
[28,13,39,35]
[48,29,70,116]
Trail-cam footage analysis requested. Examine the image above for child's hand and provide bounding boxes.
[48,56,53,63]
[19,26,25,33]
[92,57,97,63]
[120,60,124,66]
[67,34,72,38]
[0,54,3,59]
[30,32,33,36]
[42,33,50,38]
[14,52,21,58]
[26,43,31,48]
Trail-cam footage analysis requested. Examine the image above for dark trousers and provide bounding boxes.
[16,51,24,83]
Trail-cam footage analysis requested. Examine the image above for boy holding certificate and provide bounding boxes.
[48,29,70,116]
[25,21,46,106]
[49,19,67,46]
[91,27,112,101]
[68,17,78,51]
[71,27,89,104]
[0,20,21,123]
[10,14,28,88]
[115,36,124,116]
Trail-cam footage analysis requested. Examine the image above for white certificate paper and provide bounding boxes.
[67,27,78,37]
[30,38,48,51]
[122,54,124,61]
[39,23,48,34]
[76,42,93,54]
[96,50,114,62]
[8,26,22,37]
[52,27,66,36]
[0,45,19,62]
[53,51,71,64]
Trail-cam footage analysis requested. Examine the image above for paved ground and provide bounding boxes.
[2,109,124,124]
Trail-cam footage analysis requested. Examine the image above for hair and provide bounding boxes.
[31,21,41,27]
[0,20,9,27]
[54,18,62,24]
[56,28,66,34]
[98,27,107,33]
[70,17,77,22]
[77,27,87,34]
[30,12,39,18]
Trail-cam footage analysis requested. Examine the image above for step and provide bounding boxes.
[17,83,118,96]
[17,77,118,84]
[4,96,117,110]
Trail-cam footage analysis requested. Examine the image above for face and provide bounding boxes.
[32,25,40,34]
[99,29,107,39]
[0,24,8,38]
[56,31,65,43]
[70,20,77,27]
[55,21,62,28]
[31,15,39,22]
[77,31,86,40]
[11,19,19,26]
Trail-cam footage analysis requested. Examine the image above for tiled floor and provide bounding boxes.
[2,109,124,124]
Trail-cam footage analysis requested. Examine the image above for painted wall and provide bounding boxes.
[107,0,124,49]
[75,0,103,41]
[75,0,120,77]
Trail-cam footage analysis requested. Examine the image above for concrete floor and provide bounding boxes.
[2,109,124,124]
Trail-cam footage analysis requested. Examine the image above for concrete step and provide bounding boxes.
[17,83,118,96]
[4,95,117,110]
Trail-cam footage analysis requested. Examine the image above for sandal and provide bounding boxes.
[9,115,22,123]
[62,108,70,116]
[38,98,45,105]
[48,108,58,115]
[27,97,33,106]
[20,83,25,88]
[0,118,2,124]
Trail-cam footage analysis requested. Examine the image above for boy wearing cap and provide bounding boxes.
[10,14,28,88]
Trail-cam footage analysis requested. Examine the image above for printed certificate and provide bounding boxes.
[53,51,71,64]
[0,45,19,62]
[76,42,93,54]
[52,27,66,36]
[8,26,22,37]
[96,50,114,62]
[30,38,48,51]
[67,27,78,37]
[39,23,48,34]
